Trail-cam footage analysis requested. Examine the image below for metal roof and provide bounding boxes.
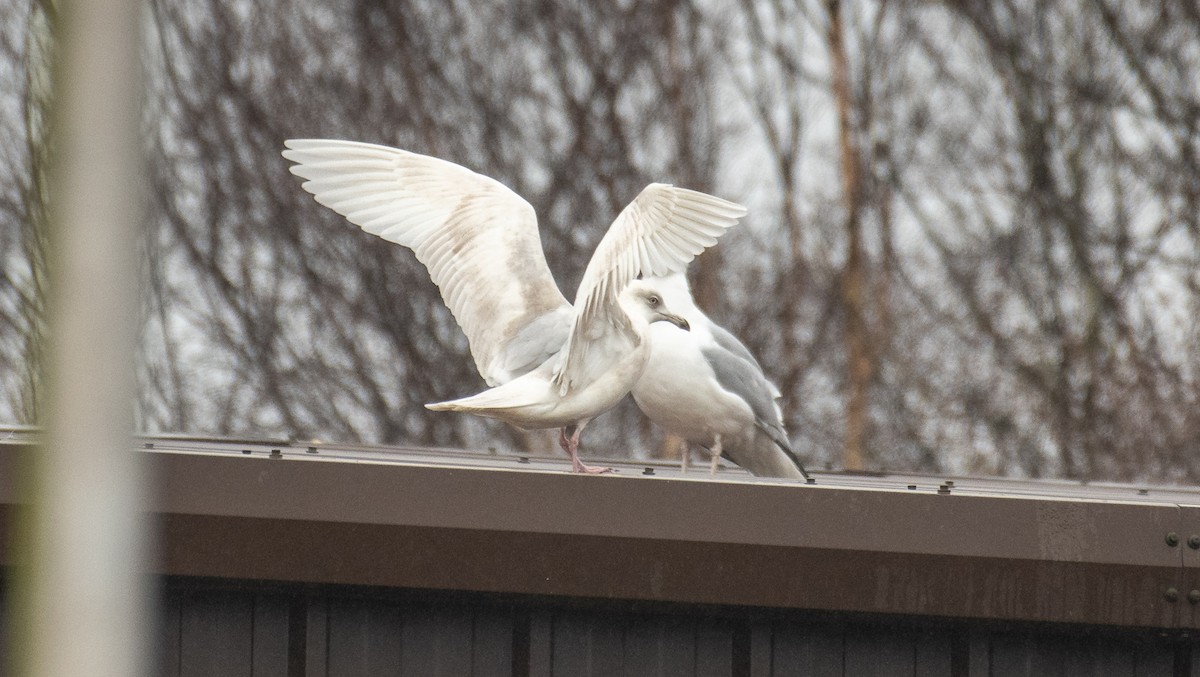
[3,429,1200,631]
[118,430,1200,504]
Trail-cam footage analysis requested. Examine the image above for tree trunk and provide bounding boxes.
[826,0,870,471]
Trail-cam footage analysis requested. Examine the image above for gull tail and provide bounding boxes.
[426,378,547,414]
[743,429,811,481]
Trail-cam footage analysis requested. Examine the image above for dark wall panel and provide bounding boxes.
[469,608,515,677]
[766,623,843,675]
[326,598,402,677]
[534,610,735,677]
[987,633,1172,677]
[160,589,293,677]
[1132,643,1173,677]
[0,589,9,677]
[750,620,1177,677]
[398,607,474,676]
[528,614,554,677]
[1061,639,1135,677]
[550,612,626,676]
[914,629,953,677]
[305,597,328,677]
[157,591,181,677]
[843,627,917,676]
[693,621,734,677]
[623,616,701,677]
[747,624,772,677]
[252,595,290,677]
[121,580,1200,677]
[179,590,253,677]
[315,595,513,677]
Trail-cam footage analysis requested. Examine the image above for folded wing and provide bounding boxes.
[282,139,571,386]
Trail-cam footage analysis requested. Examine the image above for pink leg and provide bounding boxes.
[558,424,611,474]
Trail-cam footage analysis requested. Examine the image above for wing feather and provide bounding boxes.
[552,183,747,392]
[283,139,570,386]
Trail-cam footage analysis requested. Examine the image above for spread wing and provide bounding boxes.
[552,183,747,393]
[282,139,571,386]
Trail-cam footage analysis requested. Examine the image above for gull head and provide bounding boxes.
[640,272,701,318]
[621,280,690,331]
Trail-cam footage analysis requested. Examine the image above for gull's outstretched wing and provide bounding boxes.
[552,184,746,393]
[283,139,571,386]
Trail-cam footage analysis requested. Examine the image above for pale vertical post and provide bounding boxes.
[17,0,150,674]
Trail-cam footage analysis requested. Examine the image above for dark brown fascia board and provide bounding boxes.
[0,443,1192,629]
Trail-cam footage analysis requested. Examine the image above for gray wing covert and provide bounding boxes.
[708,325,763,372]
[700,344,785,433]
[702,343,809,478]
[709,324,783,401]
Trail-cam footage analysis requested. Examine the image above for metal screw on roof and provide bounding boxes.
[1165,587,1180,603]
[642,467,654,475]
[241,449,252,455]
[1167,532,1181,547]
[1189,535,1200,550]
[937,484,951,495]
[907,484,917,491]
[269,449,282,459]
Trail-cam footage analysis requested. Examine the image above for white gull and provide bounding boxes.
[633,273,811,481]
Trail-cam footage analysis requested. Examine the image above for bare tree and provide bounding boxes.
[3,0,1200,483]
[825,0,870,470]
[869,0,1200,479]
[0,0,49,424]
[135,0,735,456]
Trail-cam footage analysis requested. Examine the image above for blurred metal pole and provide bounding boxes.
[17,0,149,674]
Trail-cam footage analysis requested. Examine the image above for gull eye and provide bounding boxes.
[647,295,660,307]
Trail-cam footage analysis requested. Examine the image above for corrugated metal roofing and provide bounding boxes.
[110,430,1200,506]
[4,425,1199,505]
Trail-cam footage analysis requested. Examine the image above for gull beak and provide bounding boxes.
[659,312,690,331]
